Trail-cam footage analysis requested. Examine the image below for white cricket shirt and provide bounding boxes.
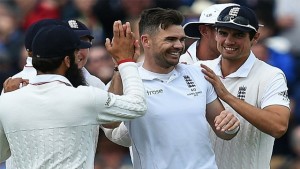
[0,62,147,169]
[125,64,218,169]
[195,52,290,169]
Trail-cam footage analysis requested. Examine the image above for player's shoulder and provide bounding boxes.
[255,59,284,75]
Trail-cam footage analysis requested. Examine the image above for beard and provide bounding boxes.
[65,63,87,87]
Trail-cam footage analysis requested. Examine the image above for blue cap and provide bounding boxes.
[25,19,68,52]
[65,19,94,40]
[32,25,91,58]
[215,6,259,32]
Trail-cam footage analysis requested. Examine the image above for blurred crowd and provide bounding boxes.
[0,0,300,168]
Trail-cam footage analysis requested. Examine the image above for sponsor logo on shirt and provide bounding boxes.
[105,92,111,106]
[147,89,163,96]
[278,90,289,101]
[237,86,247,100]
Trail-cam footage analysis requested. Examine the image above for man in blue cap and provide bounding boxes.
[65,19,106,89]
[2,19,106,93]
[199,5,290,169]
[0,20,146,169]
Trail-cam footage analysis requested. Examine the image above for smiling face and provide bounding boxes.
[215,27,259,63]
[142,25,186,73]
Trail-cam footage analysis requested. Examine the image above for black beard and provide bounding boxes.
[65,63,87,87]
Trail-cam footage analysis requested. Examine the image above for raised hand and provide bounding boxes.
[105,21,136,64]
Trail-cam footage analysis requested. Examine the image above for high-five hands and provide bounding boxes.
[105,20,139,64]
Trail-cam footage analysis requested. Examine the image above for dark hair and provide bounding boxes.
[32,49,75,73]
[139,7,184,36]
[248,31,256,40]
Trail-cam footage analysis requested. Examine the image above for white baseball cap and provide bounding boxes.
[184,3,239,39]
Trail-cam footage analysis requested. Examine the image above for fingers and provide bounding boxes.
[201,63,215,78]
[125,22,132,38]
[118,21,124,38]
[105,38,112,51]
[215,110,240,132]
[113,20,121,38]
[22,79,29,87]
[3,77,25,93]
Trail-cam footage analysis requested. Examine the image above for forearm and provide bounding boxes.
[222,94,290,138]
[98,62,146,123]
[100,123,131,147]
[107,71,123,95]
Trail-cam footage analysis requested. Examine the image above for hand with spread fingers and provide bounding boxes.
[200,63,230,100]
[214,110,240,134]
[105,21,136,64]
[3,77,29,93]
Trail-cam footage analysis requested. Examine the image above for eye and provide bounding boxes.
[217,30,227,37]
[165,37,177,42]
[180,37,186,43]
[235,33,246,38]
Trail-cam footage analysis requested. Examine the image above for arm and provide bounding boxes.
[100,122,131,147]
[107,22,141,96]
[97,21,146,123]
[201,64,290,138]
[206,98,240,140]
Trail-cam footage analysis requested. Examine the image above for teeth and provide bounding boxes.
[170,52,180,56]
[224,47,236,51]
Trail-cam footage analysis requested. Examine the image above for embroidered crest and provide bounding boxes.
[183,75,196,88]
[68,20,78,29]
[228,7,240,19]
[237,86,247,100]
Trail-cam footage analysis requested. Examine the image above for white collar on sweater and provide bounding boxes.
[30,74,72,86]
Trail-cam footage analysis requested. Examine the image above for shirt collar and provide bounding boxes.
[30,74,73,86]
[215,51,257,78]
[138,65,181,83]
[25,57,33,67]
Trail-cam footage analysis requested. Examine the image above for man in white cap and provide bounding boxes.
[180,3,238,64]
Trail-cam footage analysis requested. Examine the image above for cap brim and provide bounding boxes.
[215,22,255,32]
[74,30,94,40]
[78,40,92,49]
[183,22,202,39]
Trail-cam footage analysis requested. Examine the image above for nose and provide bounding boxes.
[225,35,235,45]
[173,39,184,50]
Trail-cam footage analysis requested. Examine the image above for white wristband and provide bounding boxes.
[225,125,240,135]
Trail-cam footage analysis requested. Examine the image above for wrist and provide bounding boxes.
[225,125,240,135]
[117,58,135,65]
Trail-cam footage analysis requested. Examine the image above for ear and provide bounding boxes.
[64,56,71,68]
[199,25,207,36]
[141,34,150,48]
[252,32,260,45]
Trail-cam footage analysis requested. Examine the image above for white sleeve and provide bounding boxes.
[0,121,10,162]
[95,62,147,123]
[100,122,131,147]
[261,72,290,109]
